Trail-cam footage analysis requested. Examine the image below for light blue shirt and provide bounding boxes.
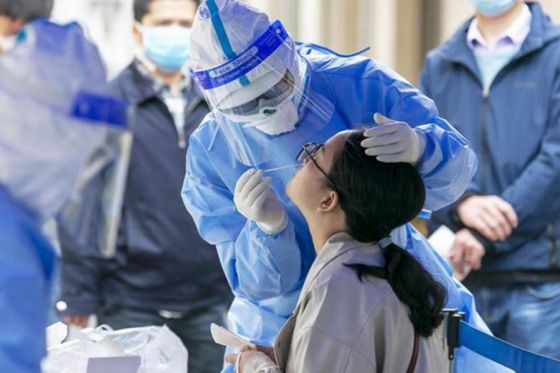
[467,4,531,95]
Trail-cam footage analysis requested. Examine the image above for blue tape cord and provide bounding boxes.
[206,0,250,86]
[296,42,371,58]
[459,321,560,373]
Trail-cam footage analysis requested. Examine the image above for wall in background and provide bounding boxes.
[51,0,135,77]
[247,0,560,83]
[51,0,560,82]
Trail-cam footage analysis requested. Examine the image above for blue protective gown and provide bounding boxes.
[183,45,507,371]
[0,187,56,373]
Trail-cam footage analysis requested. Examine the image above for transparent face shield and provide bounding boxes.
[192,16,336,170]
[56,94,134,259]
[0,19,134,259]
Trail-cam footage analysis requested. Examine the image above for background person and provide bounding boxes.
[420,0,560,358]
[0,0,51,52]
[59,1,231,372]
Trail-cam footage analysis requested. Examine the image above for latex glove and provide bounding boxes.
[361,113,427,164]
[457,195,518,242]
[449,229,486,280]
[226,346,280,373]
[234,169,288,235]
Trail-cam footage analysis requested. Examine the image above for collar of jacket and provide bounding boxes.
[298,232,385,303]
[437,2,560,78]
[118,60,205,106]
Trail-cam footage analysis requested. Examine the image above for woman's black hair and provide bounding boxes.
[329,130,447,338]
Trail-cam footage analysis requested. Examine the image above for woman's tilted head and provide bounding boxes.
[286,129,425,240]
[288,129,446,338]
[328,130,425,242]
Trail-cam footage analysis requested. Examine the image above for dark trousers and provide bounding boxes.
[99,303,228,373]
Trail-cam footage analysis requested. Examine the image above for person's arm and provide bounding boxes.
[331,57,478,211]
[182,135,302,302]
[57,224,106,322]
[493,67,560,252]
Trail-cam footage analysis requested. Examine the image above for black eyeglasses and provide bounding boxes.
[296,143,340,192]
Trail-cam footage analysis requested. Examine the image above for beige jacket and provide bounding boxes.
[242,233,450,373]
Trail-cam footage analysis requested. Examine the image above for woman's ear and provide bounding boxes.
[318,190,339,213]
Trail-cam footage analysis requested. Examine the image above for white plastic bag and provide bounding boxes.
[109,325,188,373]
[42,329,125,373]
[43,325,188,373]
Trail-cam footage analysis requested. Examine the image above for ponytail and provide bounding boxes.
[329,131,446,337]
[346,242,447,338]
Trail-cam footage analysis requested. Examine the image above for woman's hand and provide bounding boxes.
[226,345,277,373]
[255,345,276,362]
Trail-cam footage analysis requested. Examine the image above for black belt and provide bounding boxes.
[464,270,560,287]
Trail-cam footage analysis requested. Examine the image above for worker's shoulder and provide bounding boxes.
[188,112,220,147]
[299,43,376,77]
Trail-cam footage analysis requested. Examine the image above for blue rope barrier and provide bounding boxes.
[458,320,560,372]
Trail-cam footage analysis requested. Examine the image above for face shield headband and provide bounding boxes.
[192,20,290,93]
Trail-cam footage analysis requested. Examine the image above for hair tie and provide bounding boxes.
[378,237,401,278]
[378,237,392,249]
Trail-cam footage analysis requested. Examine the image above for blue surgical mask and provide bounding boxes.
[469,0,517,18]
[141,25,191,72]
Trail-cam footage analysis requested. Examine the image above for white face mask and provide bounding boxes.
[469,0,517,18]
[139,24,192,73]
[243,95,300,136]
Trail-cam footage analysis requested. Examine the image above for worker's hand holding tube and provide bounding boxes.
[234,169,288,235]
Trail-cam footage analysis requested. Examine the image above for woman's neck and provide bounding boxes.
[476,2,524,45]
[307,217,345,253]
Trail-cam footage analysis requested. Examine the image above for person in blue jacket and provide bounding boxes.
[0,6,130,372]
[182,0,505,371]
[420,0,560,358]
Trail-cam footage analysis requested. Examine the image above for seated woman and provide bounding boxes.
[228,130,450,372]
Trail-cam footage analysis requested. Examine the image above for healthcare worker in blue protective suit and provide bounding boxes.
[182,1,507,371]
[0,17,130,373]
